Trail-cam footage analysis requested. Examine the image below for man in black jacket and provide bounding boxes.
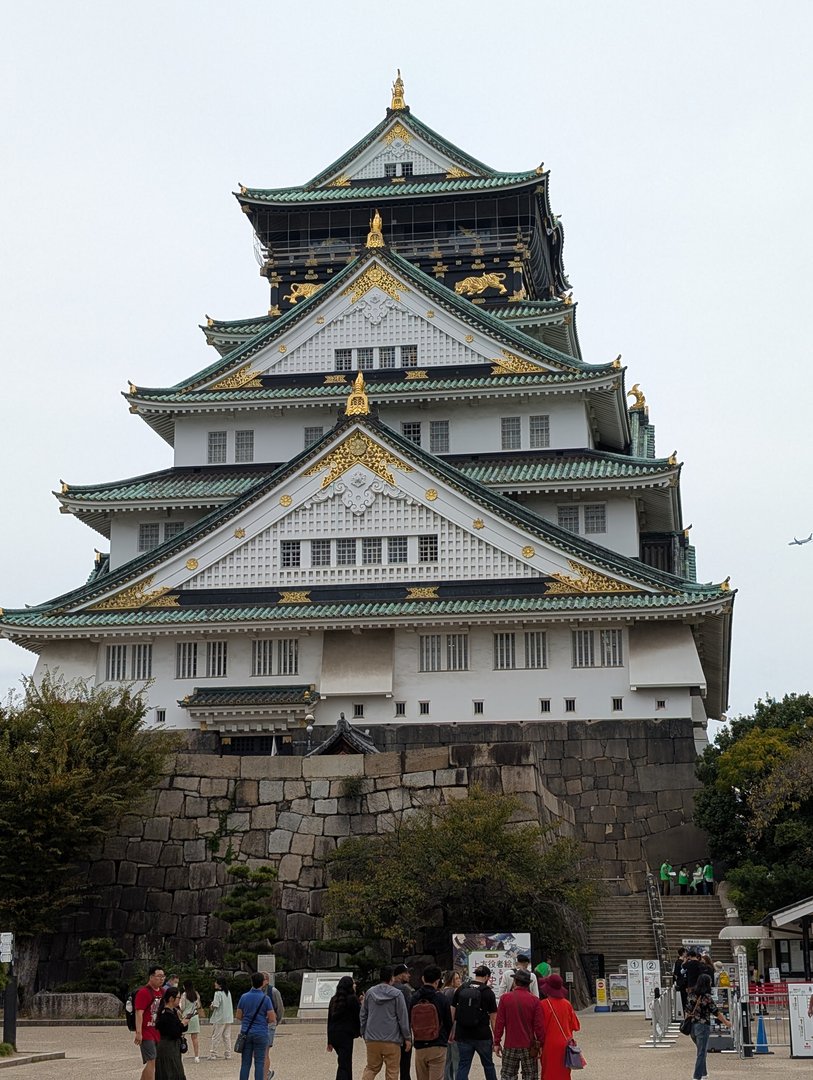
[409,966,452,1080]
[672,948,688,1011]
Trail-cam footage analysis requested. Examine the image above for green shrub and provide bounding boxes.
[0,1043,14,1057]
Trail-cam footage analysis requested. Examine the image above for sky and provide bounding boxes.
[1,1,811,720]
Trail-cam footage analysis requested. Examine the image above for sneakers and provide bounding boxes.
[194,1057,200,1063]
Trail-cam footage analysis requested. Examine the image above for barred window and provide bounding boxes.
[419,700,430,715]
[557,505,580,534]
[419,634,443,672]
[564,698,576,713]
[131,643,152,681]
[163,521,185,542]
[572,629,595,668]
[400,344,418,367]
[384,162,397,178]
[379,346,396,368]
[206,641,228,678]
[418,534,438,562]
[387,536,408,563]
[335,348,352,371]
[493,632,516,670]
[277,638,298,675]
[138,523,161,552]
[176,642,198,679]
[446,634,469,671]
[395,701,406,717]
[353,703,364,718]
[401,161,414,177]
[584,504,607,534]
[105,644,128,682]
[311,538,331,566]
[235,429,254,463]
[601,629,624,667]
[361,537,382,565]
[524,631,547,669]
[401,421,422,446]
[304,426,324,448]
[430,420,449,453]
[207,431,227,464]
[612,697,624,712]
[155,708,166,724]
[529,415,550,449]
[280,540,301,568]
[357,348,374,369]
[539,698,551,714]
[501,416,521,450]
[336,538,357,565]
[473,700,484,715]
[252,639,274,677]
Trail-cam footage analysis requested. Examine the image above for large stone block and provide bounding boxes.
[238,830,268,858]
[251,805,277,830]
[314,798,338,815]
[435,768,468,787]
[170,817,198,840]
[286,912,319,940]
[291,832,316,856]
[404,747,449,772]
[183,839,207,863]
[103,836,129,860]
[159,844,184,867]
[145,890,173,913]
[277,811,304,832]
[188,863,217,889]
[402,770,434,788]
[298,814,324,836]
[284,780,307,799]
[313,836,336,859]
[278,853,303,881]
[442,787,467,802]
[137,866,166,890]
[388,788,410,811]
[363,751,403,777]
[199,777,229,797]
[126,840,163,864]
[589,806,617,824]
[309,779,331,799]
[281,886,311,913]
[156,790,185,816]
[500,766,537,794]
[143,817,171,843]
[323,815,351,836]
[119,886,148,912]
[226,811,251,832]
[175,753,241,778]
[267,829,294,854]
[173,776,200,792]
[117,862,138,886]
[259,780,285,804]
[364,789,391,814]
[469,765,501,791]
[303,756,364,778]
[235,780,259,807]
[291,798,315,815]
[185,796,209,818]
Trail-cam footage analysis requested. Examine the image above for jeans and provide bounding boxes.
[444,1040,460,1080]
[457,1039,498,1080]
[240,1031,269,1080]
[691,1021,710,1080]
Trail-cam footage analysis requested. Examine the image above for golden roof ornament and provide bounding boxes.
[345,371,370,416]
[627,383,647,410]
[390,69,406,111]
[366,209,385,249]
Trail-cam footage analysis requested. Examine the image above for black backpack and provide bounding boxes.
[124,989,139,1031]
[455,983,484,1028]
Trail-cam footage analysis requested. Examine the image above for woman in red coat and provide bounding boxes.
[538,975,580,1080]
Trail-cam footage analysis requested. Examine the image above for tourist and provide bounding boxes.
[672,948,688,1011]
[538,975,579,1080]
[493,969,545,1080]
[440,972,461,1080]
[134,966,166,1080]
[260,971,284,1080]
[327,975,361,1080]
[178,980,201,1063]
[499,956,539,999]
[409,965,452,1080]
[393,964,415,1080]
[235,972,276,1080]
[702,860,715,895]
[686,973,732,1080]
[533,961,552,997]
[659,860,672,896]
[690,864,703,894]
[163,974,180,991]
[683,950,702,994]
[155,987,188,1080]
[360,966,412,1080]
[677,865,690,895]
[207,976,234,1060]
[451,964,498,1080]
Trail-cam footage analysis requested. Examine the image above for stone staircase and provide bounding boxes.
[586,894,658,975]
[661,894,733,961]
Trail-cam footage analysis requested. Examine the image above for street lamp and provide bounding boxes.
[304,712,314,754]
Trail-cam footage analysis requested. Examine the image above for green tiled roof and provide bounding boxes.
[240,172,540,205]
[61,467,270,504]
[455,453,675,486]
[491,301,573,319]
[180,685,318,707]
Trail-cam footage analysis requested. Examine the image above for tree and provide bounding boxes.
[694,692,813,920]
[0,675,178,992]
[213,864,278,971]
[322,787,599,960]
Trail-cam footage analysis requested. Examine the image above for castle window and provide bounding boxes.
[473,700,484,715]
[419,701,430,715]
[385,163,397,178]
[612,697,624,712]
[304,426,324,448]
[311,538,331,566]
[137,523,161,552]
[277,638,298,675]
[446,634,469,671]
[131,643,153,681]
[401,421,422,446]
[357,348,374,369]
[353,703,364,718]
[155,708,166,724]
[163,522,185,542]
[419,634,442,672]
[336,538,357,566]
[395,701,406,717]
[387,536,408,563]
[235,429,255,463]
[280,540,301,568]
[557,505,580,534]
[207,430,227,464]
[206,641,228,678]
[379,346,396,368]
[335,348,353,371]
[572,630,595,668]
[530,415,550,449]
[493,632,516,670]
[252,639,274,677]
[584,503,607,534]
[419,633,468,671]
[105,644,128,682]
[656,699,667,710]
[400,344,418,366]
[430,420,449,453]
[600,629,624,667]
[539,698,551,714]
[362,537,382,565]
[501,416,521,450]
[418,534,438,562]
[401,161,414,177]
[564,698,576,713]
[176,642,198,679]
[524,631,547,669]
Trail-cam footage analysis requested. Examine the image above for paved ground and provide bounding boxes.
[9,1012,809,1079]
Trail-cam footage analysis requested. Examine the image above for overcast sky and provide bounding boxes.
[1,1,811,720]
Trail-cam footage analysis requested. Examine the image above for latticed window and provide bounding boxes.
[277,638,298,675]
[311,538,331,566]
[336,538,357,565]
[304,426,324,448]
[387,536,408,563]
[401,421,422,446]
[235,429,254,463]
[206,641,228,678]
[419,634,443,672]
[557,506,580,534]
[446,634,469,671]
[163,521,185,542]
[394,701,406,716]
[584,503,607,534]
[402,161,414,177]
[335,348,352,371]
[430,420,449,453]
[524,631,547,669]
[138,523,160,552]
[280,540,301,568]
[572,629,595,668]
[207,431,227,464]
[530,415,550,448]
[131,643,152,681]
[379,346,396,368]
[385,162,397,178]
[400,344,418,367]
[105,644,128,681]
[493,632,516,670]
[418,534,438,562]
[357,348,374,370]
[601,629,623,667]
[176,642,198,679]
[362,537,382,564]
[501,416,521,450]
[252,639,274,677]
[353,703,364,718]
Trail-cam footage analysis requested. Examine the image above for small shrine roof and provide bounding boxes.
[306,713,379,756]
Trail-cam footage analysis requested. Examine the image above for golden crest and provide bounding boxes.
[383,121,411,144]
[185,558,199,571]
[234,528,246,539]
[209,364,264,391]
[473,519,485,530]
[89,575,179,611]
[280,495,293,507]
[342,265,405,304]
[324,374,347,384]
[522,546,536,558]
[425,489,438,501]
[545,560,637,595]
[404,370,428,380]
[406,587,439,599]
[278,591,311,604]
[627,383,647,410]
[446,166,471,179]
[304,431,413,488]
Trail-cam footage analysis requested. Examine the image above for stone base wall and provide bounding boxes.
[36,718,704,989]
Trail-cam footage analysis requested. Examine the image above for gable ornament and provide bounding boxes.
[345,372,370,416]
[366,209,385,249]
[545,560,637,595]
[304,431,413,489]
[390,69,406,111]
[89,574,180,610]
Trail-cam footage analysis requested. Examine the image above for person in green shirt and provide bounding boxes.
[702,861,714,895]
[659,861,672,896]
[678,865,690,895]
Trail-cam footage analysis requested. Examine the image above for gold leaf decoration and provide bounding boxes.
[627,383,647,410]
[328,174,351,187]
[342,265,406,304]
[465,335,474,343]
[406,586,439,599]
[185,558,199,570]
[522,546,536,558]
[491,349,543,376]
[345,371,370,416]
[383,120,411,145]
[208,364,263,391]
[234,528,246,539]
[279,495,293,507]
[473,519,485,530]
[404,370,428,380]
[89,575,178,611]
[278,591,311,604]
[324,374,347,384]
[304,431,413,489]
[446,166,471,179]
[425,489,438,501]
[545,560,637,595]
[278,344,287,354]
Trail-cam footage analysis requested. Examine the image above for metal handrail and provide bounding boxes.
[645,871,670,975]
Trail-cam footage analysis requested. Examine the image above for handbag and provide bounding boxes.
[179,1036,188,1055]
[235,992,268,1053]
[680,1000,697,1036]
[546,999,585,1070]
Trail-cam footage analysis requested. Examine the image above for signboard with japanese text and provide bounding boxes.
[452,932,531,994]
[608,973,629,1010]
[627,960,644,1010]
[788,983,813,1058]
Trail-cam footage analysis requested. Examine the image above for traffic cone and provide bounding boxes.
[756,1014,769,1054]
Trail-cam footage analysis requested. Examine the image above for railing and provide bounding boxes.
[644,871,670,975]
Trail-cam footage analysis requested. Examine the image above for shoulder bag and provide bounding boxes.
[545,999,585,1070]
[235,994,268,1054]
[515,995,541,1058]
[680,998,698,1036]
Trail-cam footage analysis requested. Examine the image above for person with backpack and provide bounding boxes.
[451,965,498,1080]
[409,965,452,1080]
[493,969,545,1080]
[499,956,539,999]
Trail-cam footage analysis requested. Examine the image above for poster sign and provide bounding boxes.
[643,960,661,1020]
[594,978,610,1012]
[452,932,531,993]
[627,960,644,1010]
[788,983,813,1058]
[768,967,780,984]
[0,933,13,963]
[682,938,711,952]
[608,973,629,1010]
[298,971,352,1015]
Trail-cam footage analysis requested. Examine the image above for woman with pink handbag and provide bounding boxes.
[538,976,584,1079]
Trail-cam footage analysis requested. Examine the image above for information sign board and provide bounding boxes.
[627,959,644,1010]
[788,983,813,1058]
[608,973,629,1010]
[298,971,352,1016]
